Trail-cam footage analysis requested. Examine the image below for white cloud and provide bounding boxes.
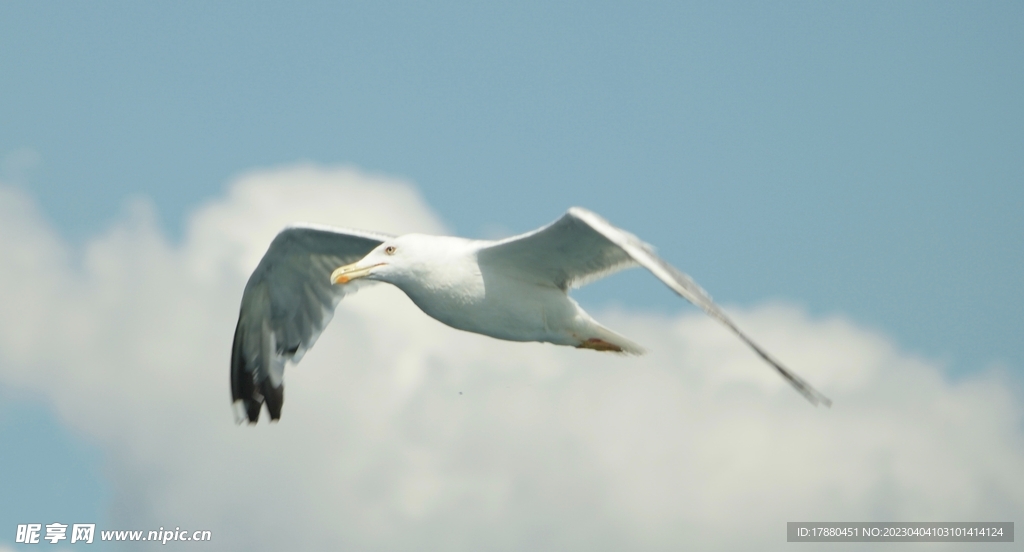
[0,165,1021,551]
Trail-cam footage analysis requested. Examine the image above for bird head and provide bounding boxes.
[331,240,401,285]
[330,234,437,286]
[331,233,476,288]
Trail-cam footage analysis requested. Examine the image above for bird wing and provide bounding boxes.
[479,207,831,406]
[232,224,392,423]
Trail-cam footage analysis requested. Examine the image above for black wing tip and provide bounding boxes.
[780,370,832,408]
[786,371,832,408]
[262,379,284,421]
[800,386,833,408]
[246,399,262,423]
[736,332,832,408]
[231,379,285,424]
[231,315,285,425]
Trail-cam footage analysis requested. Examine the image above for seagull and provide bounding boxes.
[231,207,831,423]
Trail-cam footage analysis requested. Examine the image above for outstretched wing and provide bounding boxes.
[232,224,392,423]
[479,207,832,407]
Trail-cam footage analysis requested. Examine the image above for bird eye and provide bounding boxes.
[384,245,396,255]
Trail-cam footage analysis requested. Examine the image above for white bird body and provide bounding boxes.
[355,233,641,352]
[231,207,830,423]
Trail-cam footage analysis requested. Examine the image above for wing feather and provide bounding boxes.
[479,210,638,290]
[231,224,391,423]
[481,208,831,406]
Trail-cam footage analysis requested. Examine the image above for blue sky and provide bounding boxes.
[1,2,1022,549]
[3,1,1020,371]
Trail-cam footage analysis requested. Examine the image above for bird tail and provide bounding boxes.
[576,323,646,355]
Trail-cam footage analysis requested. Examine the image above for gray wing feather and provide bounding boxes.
[478,210,638,291]
[231,224,391,423]
[481,208,832,407]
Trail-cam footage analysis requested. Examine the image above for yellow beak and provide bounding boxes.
[331,262,384,284]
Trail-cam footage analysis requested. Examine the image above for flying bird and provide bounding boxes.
[231,207,831,423]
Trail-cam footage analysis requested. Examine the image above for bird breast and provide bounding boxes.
[395,258,572,343]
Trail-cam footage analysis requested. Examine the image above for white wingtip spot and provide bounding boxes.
[232,400,249,424]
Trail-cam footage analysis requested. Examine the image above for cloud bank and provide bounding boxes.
[1,165,1021,550]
